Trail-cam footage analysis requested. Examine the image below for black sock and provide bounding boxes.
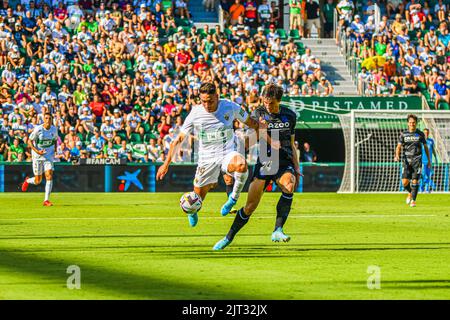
[226,207,250,241]
[411,182,419,201]
[275,192,293,231]
[226,184,233,198]
[404,182,412,193]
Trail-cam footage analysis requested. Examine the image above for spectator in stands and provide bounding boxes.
[290,0,304,38]
[229,0,245,26]
[323,0,336,38]
[305,0,321,38]
[433,76,450,109]
[301,142,317,162]
[258,0,272,29]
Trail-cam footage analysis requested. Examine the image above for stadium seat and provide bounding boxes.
[439,101,450,110]
[142,122,151,133]
[130,133,143,144]
[289,29,300,40]
[144,133,157,142]
[277,29,287,40]
[162,0,173,12]
[116,131,127,141]
[197,28,207,39]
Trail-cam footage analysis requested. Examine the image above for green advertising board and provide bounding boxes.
[281,96,423,129]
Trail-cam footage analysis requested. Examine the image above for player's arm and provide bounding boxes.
[242,114,280,150]
[156,132,186,180]
[394,143,402,162]
[421,135,432,168]
[394,133,403,162]
[291,134,302,188]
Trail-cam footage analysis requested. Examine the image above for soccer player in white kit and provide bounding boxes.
[156,82,264,227]
[21,113,58,206]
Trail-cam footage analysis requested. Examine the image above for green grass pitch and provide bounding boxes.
[0,192,449,300]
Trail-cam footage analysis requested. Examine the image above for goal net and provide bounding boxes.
[338,110,450,193]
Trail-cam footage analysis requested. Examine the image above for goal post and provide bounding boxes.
[338,110,450,193]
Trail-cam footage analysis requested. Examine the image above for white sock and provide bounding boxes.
[230,170,249,201]
[26,177,36,185]
[45,180,53,201]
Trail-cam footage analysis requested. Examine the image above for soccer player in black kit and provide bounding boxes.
[394,114,431,207]
[213,84,301,250]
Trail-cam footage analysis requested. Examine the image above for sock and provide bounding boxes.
[411,182,419,201]
[275,192,293,231]
[404,182,412,194]
[230,170,249,201]
[226,207,250,241]
[26,177,36,185]
[45,180,53,201]
[226,184,233,198]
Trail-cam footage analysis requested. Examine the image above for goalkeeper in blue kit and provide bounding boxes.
[420,128,436,193]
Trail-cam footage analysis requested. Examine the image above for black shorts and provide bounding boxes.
[402,159,422,180]
[253,161,296,188]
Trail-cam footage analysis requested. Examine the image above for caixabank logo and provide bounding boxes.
[117,169,143,191]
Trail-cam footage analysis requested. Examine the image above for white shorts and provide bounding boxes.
[193,151,242,188]
[33,159,54,176]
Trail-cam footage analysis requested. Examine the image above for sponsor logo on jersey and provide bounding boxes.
[268,122,290,129]
[403,135,420,142]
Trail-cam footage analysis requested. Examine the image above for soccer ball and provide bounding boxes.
[180,191,202,214]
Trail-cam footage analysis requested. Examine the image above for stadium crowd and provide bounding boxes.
[0,0,336,164]
[335,0,450,109]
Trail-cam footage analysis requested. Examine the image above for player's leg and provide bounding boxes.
[43,164,54,206]
[409,162,422,207]
[220,152,249,216]
[22,160,43,191]
[402,163,413,204]
[222,173,234,198]
[213,178,267,250]
[188,162,221,226]
[272,171,296,242]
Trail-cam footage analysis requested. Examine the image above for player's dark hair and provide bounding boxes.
[44,112,53,120]
[407,114,418,122]
[423,128,429,132]
[263,84,284,101]
[199,82,217,95]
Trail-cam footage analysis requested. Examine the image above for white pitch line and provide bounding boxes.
[0,214,436,221]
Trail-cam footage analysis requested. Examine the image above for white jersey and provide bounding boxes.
[29,124,58,161]
[181,99,249,164]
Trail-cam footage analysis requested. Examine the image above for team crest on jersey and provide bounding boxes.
[224,113,230,121]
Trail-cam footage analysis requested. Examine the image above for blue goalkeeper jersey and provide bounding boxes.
[422,137,434,164]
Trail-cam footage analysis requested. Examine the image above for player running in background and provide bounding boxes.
[21,113,58,206]
[213,84,301,251]
[420,128,437,193]
[394,114,431,207]
[156,82,265,226]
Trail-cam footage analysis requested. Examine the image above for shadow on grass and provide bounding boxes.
[0,249,255,299]
[347,280,450,291]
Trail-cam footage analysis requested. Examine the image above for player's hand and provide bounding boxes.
[428,162,432,169]
[294,169,303,190]
[37,149,47,156]
[394,155,399,162]
[156,164,168,181]
[258,116,268,130]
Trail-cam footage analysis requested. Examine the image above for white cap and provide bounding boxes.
[82,100,88,105]
[114,108,120,113]
[355,14,360,19]
[76,141,82,146]
[212,53,218,58]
